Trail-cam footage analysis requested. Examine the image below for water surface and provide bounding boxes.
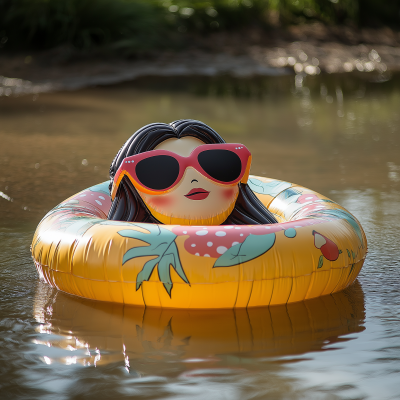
[1,73,399,399]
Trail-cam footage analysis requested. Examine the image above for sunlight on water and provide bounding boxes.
[0,73,399,399]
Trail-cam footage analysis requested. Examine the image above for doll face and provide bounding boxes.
[136,137,239,225]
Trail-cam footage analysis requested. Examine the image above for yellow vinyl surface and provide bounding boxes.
[31,176,367,308]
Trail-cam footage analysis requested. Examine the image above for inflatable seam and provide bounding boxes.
[35,256,366,284]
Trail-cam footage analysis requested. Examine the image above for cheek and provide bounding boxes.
[146,195,174,209]
[221,187,237,201]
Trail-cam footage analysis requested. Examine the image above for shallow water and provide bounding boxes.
[1,73,400,399]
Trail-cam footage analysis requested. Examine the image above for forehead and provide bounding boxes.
[153,137,204,157]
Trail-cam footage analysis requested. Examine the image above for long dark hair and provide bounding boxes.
[108,119,277,225]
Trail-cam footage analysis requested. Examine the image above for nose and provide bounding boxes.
[191,179,198,183]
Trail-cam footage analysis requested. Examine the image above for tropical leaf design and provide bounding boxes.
[118,224,189,296]
[88,181,111,196]
[349,263,355,276]
[248,178,291,197]
[214,233,276,268]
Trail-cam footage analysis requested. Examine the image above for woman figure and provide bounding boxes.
[108,119,277,225]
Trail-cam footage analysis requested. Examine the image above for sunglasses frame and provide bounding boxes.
[111,143,252,200]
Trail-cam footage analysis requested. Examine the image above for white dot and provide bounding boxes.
[232,242,239,246]
[204,254,210,257]
[183,230,187,234]
[191,243,196,247]
[240,234,244,236]
[215,231,226,237]
[234,227,241,230]
[207,242,213,247]
[306,196,313,200]
[265,226,271,229]
[79,194,86,197]
[95,200,102,205]
[196,230,208,236]
[224,226,233,229]
[99,196,105,200]
[217,246,228,254]
[195,253,200,256]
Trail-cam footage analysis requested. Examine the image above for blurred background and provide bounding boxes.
[1,0,400,87]
[1,1,400,400]
[1,0,399,54]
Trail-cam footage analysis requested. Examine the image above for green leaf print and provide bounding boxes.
[118,224,189,297]
[214,233,276,268]
[88,181,111,196]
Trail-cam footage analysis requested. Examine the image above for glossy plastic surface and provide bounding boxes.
[31,176,367,308]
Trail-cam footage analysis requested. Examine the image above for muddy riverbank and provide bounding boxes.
[1,24,400,96]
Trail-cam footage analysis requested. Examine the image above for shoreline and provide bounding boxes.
[1,25,400,96]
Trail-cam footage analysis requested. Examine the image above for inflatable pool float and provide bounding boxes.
[31,176,367,309]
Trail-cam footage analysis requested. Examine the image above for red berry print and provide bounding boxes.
[312,230,340,261]
[172,218,324,259]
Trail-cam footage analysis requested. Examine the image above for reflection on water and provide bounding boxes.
[1,73,400,399]
[33,282,365,369]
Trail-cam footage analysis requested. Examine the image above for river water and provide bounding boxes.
[1,72,399,399]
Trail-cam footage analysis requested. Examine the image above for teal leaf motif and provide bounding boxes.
[318,255,324,269]
[248,178,291,197]
[88,181,111,196]
[214,233,276,268]
[118,224,189,296]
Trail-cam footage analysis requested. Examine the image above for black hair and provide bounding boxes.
[108,119,277,225]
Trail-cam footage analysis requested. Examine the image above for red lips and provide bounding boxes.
[185,188,210,200]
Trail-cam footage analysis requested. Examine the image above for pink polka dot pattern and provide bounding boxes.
[172,218,321,258]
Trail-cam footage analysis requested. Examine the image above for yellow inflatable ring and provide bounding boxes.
[31,176,367,309]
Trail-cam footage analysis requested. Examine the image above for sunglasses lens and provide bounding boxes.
[198,150,242,182]
[136,155,179,190]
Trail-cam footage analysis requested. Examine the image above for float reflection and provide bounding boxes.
[33,281,365,370]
